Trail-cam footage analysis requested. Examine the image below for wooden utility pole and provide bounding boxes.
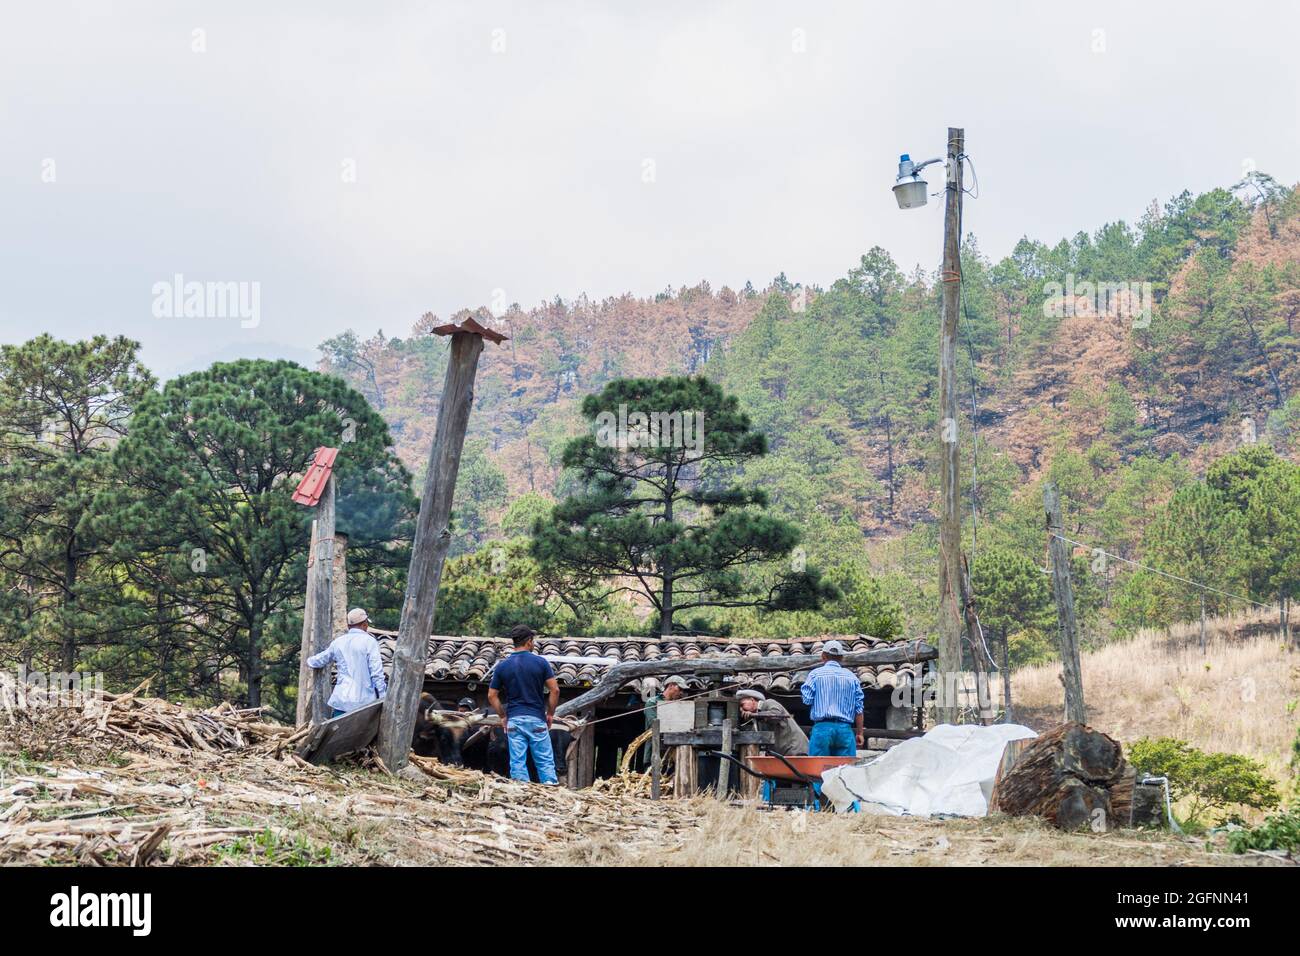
[936,126,966,725]
[1043,482,1087,724]
[377,318,505,770]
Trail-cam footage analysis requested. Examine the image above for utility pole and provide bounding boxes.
[1043,482,1087,724]
[377,317,506,770]
[936,126,965,726]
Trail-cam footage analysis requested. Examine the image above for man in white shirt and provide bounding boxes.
[306,607,388,717]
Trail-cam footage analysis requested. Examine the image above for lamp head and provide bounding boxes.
[893,153,928,209]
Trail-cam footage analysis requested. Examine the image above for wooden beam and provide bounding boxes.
[377,331,486,769]
[553,641,936,719]
[660,730,774,747]
[1043,482,1087,724]
[309,475,336,725]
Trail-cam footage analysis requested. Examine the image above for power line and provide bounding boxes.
[1047,531,1274,611]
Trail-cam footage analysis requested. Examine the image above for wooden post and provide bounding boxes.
[737,744,761,801]
[1000,627,1013,723]
[296,519,318,727]
[936,126,966,726]
[1043,482,1087,724]
[650,718,661,800]
[715,719,733,800]
[672,745,697,798]
[309,475,336,725]
[377,329,488,770]
[331,531,348,636]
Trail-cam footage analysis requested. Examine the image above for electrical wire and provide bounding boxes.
[1046,531,1274,611]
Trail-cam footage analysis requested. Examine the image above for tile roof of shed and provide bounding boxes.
[371,632,928,698]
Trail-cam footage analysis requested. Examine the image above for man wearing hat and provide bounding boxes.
[799,639,864,756]
[737,688,808,756]
[306,607,388,717]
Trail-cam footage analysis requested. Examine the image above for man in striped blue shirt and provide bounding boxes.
[800,640,864,756]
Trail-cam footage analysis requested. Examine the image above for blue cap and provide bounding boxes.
[900,153,910,161]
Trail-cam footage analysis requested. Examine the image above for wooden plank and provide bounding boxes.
[554,642,938,719]
[660,730,774,747]
[297,700,383,765]
[377,330,486,769]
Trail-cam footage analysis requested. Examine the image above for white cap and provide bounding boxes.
[822,639,845,656]
[664,676,688,689]
[346,608,369,626]
[736,688,766,702]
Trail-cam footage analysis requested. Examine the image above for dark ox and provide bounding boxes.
[410,693,476,766]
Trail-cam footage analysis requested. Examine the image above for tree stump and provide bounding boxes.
[989,723,1128,830]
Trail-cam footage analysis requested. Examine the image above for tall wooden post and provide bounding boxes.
[309,474,336,725]
[295,519,318,727]
[332,531,348,636]
[936,126,966,725]
[1043,482,1087,724]
[378,321,502,770]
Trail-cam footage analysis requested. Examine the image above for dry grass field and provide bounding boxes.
[1011,611,1300,787]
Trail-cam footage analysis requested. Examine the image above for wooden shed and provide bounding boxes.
[370,631,931,789]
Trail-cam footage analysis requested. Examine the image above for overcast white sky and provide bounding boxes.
[2,1,1297,378]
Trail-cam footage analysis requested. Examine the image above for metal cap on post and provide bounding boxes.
[375,314,508,771]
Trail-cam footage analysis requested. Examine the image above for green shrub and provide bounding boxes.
[1128,736,1280,827]
[1228,806,1300,855]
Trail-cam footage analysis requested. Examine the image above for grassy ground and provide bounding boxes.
[0,745,1285,867]
[1011,611,1300,788]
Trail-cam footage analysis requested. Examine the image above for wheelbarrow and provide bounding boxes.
[704,751,858,810]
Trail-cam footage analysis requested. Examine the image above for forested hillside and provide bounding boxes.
[322,177,1300,658]
[4,179,1296,719]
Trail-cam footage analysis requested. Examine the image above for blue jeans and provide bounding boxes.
[506,715,558,784]
[809,721,857,757]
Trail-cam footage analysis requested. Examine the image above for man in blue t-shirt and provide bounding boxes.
[487,624,561,784]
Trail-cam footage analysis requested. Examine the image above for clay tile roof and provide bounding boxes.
[370,632,928,696]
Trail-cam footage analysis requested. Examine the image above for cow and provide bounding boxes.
[411,692,478,766]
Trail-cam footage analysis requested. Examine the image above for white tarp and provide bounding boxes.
[820,723,1038,817]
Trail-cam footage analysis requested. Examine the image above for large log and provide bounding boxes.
[553,641,937,719]
[989,722,1127,830]
[377,329,486,770]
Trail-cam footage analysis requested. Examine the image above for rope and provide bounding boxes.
[1047,531,1274,611]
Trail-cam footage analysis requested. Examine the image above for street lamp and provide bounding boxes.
[892,153,943,210]
[893,128,974,725]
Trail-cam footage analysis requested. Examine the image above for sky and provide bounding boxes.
[2,1,1297,379]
